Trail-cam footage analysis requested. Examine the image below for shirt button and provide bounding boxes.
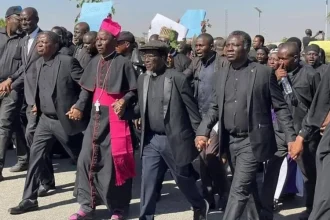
[235,78,238,81]
[234,100,237,103]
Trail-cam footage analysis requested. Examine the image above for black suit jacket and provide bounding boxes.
[196,61,297,162]
[123,69,201,166]
[11,28,43,105]
[35,54,87,135]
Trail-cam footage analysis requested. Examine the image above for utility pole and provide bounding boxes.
[254,7,262,34]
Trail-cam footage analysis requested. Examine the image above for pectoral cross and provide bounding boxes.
[94,100,100,112]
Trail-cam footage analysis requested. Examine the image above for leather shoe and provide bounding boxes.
[193,199,209,220]
[38,184,56,197]
[9,163,28,172]
[9,199,38,215]
[218,195,228,213]
[299,210,311,220]
[0,174,4,182]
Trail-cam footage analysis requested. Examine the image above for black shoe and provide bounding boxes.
[38,184,56,197]
[193,199,209,220]
[8,200,38,215]
[156,192,161,202]
[218,195,227,213]
[9,163,28,172]
[0,174,4,182]
[299,210,311,220]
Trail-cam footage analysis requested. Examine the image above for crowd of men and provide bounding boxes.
[1,4,330,220]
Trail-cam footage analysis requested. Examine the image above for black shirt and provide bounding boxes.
[223,63,249,134]
[147,73,166,134]
[38,58,57,116]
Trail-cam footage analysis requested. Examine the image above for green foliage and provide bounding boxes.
[0,18,5,28]
[281,37,288,43]
[169,30,179,50]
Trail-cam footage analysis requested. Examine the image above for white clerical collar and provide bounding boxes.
[28,27,39,39]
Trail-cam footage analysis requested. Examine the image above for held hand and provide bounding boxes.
[194,136,209,152]
[275,62,287,81]
[31,105,37,115]
[134,118,142,130]
[0,79,12,93]
[289,137,304,160]
[111,99,127,117]
[320,111,330,135]
[0,91,8,98]
[66,105,83,120]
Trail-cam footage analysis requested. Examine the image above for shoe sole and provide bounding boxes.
[10,206,38,215]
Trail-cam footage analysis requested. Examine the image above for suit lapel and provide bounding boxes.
[247,63,257,114]
[163,76,173,119]
[142,74,150,118]
[52,57,60,94]
[27,39,37,64]
[218,65,229,116]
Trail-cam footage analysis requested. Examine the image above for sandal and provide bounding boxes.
[69,210,94,220]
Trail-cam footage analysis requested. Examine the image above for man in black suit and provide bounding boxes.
[195,31,296,220]
[8,31,87,215]
[119,41,209,220]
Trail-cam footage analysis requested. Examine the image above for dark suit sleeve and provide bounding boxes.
[75,88,92,112]
[269,69,296,143]
[70,58,84,84]
[121,102,141,120]
[179,77,201,132]
[183,59,194,81]
[195,75,219,137]
[300,68,330,140]
[122,60,138,103]
[10,65,25,90]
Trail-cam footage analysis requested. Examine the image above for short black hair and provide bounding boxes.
[229,30,252,51]
[279,42,300,57]
[286,37,302,52]
[84,31,97,39]
[257,46,269,54]
[197,33,214,46]
[39,31,60,44]
[255,35,265,45]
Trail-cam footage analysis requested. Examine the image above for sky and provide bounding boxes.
[0,0,329,42]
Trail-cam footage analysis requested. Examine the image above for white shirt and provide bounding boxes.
[27,27,40,55]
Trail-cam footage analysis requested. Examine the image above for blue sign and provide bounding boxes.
[180,10,206,38]
[78,1,113,31]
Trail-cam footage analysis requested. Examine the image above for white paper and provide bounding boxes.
[148,13,188,41]
[212,122,219,133]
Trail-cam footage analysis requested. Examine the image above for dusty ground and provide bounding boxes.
[0,150,305,220]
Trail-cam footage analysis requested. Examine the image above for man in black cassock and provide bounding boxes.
[304,44,328,78]
[120,40,209,220]
[291,65,330,220]
[8,31,87,215]
[73,22,91,69]
[195,31,296,220]
[70,18,137,220]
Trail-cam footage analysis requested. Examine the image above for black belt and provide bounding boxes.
[231,132,249,138]
[44,114,58,120]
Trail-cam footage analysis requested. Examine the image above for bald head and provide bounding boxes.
[73,22,90,45]
[21,7,39,34]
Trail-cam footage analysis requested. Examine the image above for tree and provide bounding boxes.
[0,18,5,28]
[71,0,116,22]
[281,37,288,43]
[201,19,211,34]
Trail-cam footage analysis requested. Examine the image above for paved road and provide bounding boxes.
[0,150,305,220]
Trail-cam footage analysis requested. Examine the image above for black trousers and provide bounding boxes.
[0,90,27,173]
[22,114,77,200]
[260,151,287,220]
[199,130,229,204]
[309,126,330,220]
[139,134,204,220]
[223,136,261,220]
[295,137,319,213]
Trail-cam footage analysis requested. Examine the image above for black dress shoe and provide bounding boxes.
[0,174,4,182]
[218,195,228,213]
[9,199,38,215]
[299,210,311,220]
[9,163,28,172]
[193,200,209,220]
[38,184,56,197]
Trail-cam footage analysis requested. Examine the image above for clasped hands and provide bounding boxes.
[0,78,12,97]
[66,105,83,121]
[111,99,127,117]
